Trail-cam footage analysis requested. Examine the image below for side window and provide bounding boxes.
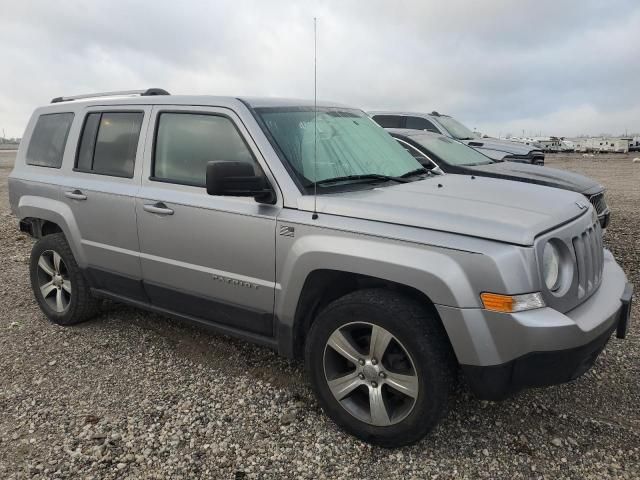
[371,115,404,128]
[153,112,257,186]
[26,112,74,168]
[405,116,440,133]
[75,112,143,178]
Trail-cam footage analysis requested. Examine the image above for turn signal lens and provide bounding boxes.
[480,292,545,313]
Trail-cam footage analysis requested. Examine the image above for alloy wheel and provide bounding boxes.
[323,322,419,426]
[36,250,72,313]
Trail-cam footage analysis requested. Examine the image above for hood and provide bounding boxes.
[462,137,539,156]
[297,175,589,246]
[470,162,603,195]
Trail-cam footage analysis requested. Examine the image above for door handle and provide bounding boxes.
[64,189,87,201]
[143,202,174,215]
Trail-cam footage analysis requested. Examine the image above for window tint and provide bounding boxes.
[76,112,143,177]
[372,115,403,128]
[153,113,256,186]
[405,116,440,133]
[26,113,74,168]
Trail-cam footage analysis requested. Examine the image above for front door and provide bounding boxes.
[135,106,279,336]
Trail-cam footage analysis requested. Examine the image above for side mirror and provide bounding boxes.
[206,161,275,204]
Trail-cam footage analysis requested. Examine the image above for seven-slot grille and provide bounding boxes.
[572,224,604,300]
[588,192,607,215]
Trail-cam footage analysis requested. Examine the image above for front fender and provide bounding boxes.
[275,233,480,326]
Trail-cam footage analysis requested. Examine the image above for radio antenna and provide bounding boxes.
[312,17,319,220]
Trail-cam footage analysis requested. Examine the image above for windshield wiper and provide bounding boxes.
[312,174,410,187]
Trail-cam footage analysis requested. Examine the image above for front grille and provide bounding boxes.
[572,224,604,300]
[588,192,607,215]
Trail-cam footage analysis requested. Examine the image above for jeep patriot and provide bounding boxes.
[8,89,633,447]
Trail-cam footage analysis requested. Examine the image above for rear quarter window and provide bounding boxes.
[26,112,75,168]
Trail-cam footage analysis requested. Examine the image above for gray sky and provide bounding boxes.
[1,0,639,138]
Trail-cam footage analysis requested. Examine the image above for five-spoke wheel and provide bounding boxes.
[306,288,454,447]
[324,322,419,426]
[36,250,72,313]
[29,233,98,325]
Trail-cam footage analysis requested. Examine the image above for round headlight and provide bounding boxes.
[542,242,560,291]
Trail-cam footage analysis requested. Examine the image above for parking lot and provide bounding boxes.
[0,150,638,479]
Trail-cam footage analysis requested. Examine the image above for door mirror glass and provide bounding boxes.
[206,161,275,203]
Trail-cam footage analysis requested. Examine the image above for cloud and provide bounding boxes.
[0,0,638,138]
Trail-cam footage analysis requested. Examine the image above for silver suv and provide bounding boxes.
[9,89,633,447]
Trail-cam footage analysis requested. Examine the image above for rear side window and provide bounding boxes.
[405,116,440,133]
[372,115,403,128]
[75,112,143,178]
[26,113,74,168]
[153,112,257,186]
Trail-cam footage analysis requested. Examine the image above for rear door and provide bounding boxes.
[59,105,150,300]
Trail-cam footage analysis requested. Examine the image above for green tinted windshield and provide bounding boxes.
[435,116,476,140]
[257,107,421,187]
[412,134,493,166]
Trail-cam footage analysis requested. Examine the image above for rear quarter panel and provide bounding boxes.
[9,104,88,264]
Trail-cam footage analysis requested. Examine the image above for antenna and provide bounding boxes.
[312,17,319,220]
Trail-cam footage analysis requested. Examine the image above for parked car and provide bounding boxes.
[388,129,611,229]
[370,111,546,165]
[9,90,632,447]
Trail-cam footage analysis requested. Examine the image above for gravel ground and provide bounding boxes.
[0,150,638,479]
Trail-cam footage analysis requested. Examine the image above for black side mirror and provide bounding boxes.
[206,161,275,204]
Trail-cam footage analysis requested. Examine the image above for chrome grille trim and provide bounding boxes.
[572,224,604,300]
[588,192,607,215]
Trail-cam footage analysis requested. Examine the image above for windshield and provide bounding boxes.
[411,134,493,166]
[435,115,476,140]
[256,107,422,190]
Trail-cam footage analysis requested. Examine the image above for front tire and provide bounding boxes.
[305,289,455,447]
[29,233,99,325]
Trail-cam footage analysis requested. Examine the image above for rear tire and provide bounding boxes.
[29,233,99,325]
[305,288,455,447]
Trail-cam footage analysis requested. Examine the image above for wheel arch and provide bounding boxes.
[15,196,87,267]
[275,237,480,360]
[286,269,454,360]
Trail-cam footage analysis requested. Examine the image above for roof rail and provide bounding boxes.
[50,88,170,104]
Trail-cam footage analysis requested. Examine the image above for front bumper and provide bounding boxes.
[462,283,631,400]
[436,250,632,399]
